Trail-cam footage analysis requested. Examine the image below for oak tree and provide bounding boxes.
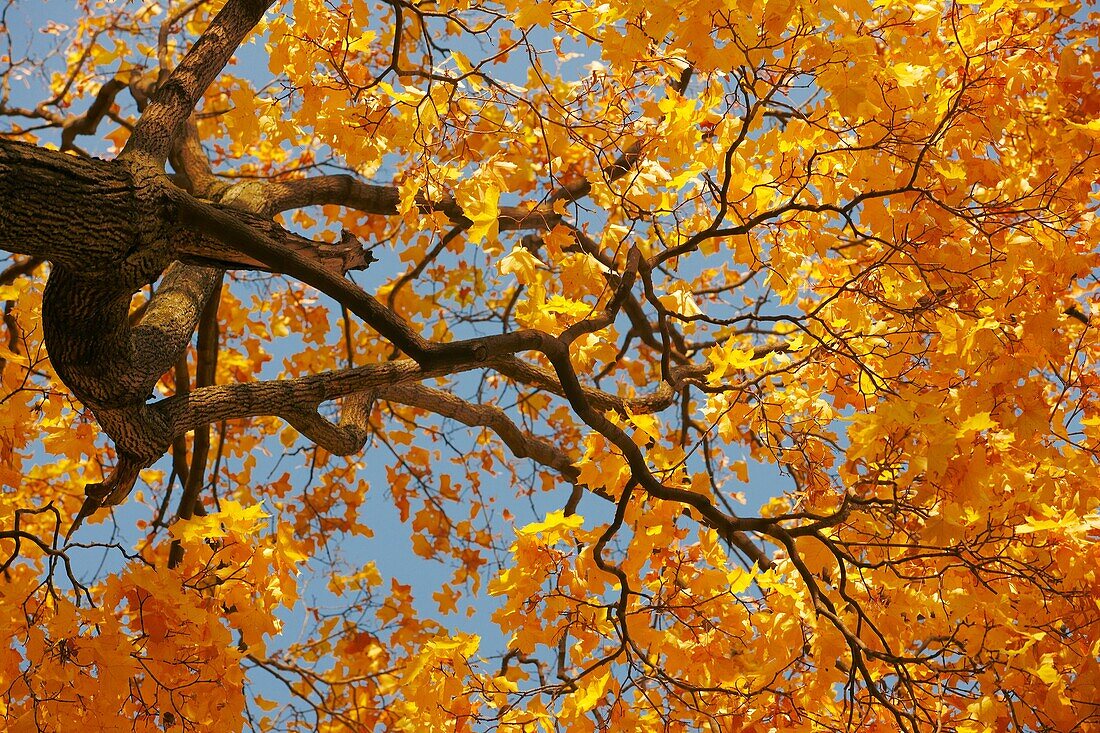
[0,0,1098,730]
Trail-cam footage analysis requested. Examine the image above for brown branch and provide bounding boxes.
[283,390,374,456]
[256,173,563,231]
[122,0,274,166]
[175,205,376,276]
[0,256,42,287]
[174,191,434,357]
[64,265,221,535]
[379,383,580,481]
[169,118,219,196]
[168,275,221,568]
[130,262,222,398]
[154,358,458,437]
[60,77,128,152]
[171,350,192,488]
[70,457,145,537]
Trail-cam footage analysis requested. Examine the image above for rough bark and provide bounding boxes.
[0,136,374,525]
[0,138,607,522]
[257,174,563,231]
[1,133,773,565]
[122,0,276,166]
[0,0,776,568]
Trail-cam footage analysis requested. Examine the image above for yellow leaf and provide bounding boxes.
[346,31,376,54]
[499,245,544,283]
[889,62,930,87]
[658,287,702,318]
[542,295,591,317]
[1069,119,1100,136]
[1034,654,1060,685]
[455,178,501,245]
[518,509,583,538]
[958,412,997,434]
[516,1,554,27]
[726,566,754,594]
[452,50,473,76]
[628,412,661,442]
[572,670,610,713]
[170,499,269,543]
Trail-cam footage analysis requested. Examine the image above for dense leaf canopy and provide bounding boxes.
[0,0,1098,730]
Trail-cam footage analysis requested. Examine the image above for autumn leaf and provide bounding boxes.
[498,244,544,284]
[1,0,1098,730]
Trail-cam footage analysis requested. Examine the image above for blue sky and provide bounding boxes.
[2,1,795,723]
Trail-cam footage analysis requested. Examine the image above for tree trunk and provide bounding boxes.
[0,137,371,517]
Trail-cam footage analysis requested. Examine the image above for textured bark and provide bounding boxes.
[258,174,563,231]
[1,131,774,567]
[0,140,176,278]
[60,78,128,152]
[0,1,778,568]
[0,137,583,520]
[122,0,276,166]
[0,136,377,525]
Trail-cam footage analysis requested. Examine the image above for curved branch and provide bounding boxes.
[169,117,220,196]
[176,205,376,275]
[255,173,563,231]
[154,358,471,437]
[379,383,580,481]
[60,77,128,152]
[130,262,222,398]
[122,0,274,166]
[284,390,374,456]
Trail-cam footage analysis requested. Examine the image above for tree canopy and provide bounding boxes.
[0,0,1098,730]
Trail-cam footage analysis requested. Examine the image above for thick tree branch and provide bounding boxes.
[0,139,374,280]
[174,192,436,357]
[63,264,220,534]
[169,118,220,196]
[154,359,466,437]
[0,140,155,273]
[143,352,698,455]
[122,0,274,166]
[175,212,376,276]
[256,174,563,231]
[131,263,222,398]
